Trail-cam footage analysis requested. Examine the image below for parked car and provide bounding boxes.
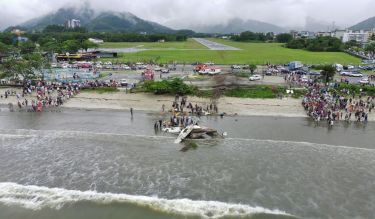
[208,68,221,75]
[340,71,352,76]
[308,72,321,76]
[161,69,170,73]
[280,69,290,74]
[249,74,262,81]
[359,77,370,84]
[137,65,147,70]
[364,65,375,70]
[191,62,202,66]
[349,72,363,77]
[120,79,128,87]
[347,65,355,70]
[231,65,241,70]
[265,70,272,76]
[295,70,307,75]
[122,65,131,70]
[204,62,215,66]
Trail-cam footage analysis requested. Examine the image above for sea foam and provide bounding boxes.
[0,182,289,218]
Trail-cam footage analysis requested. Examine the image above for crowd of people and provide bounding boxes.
[155,95,221,130]
[169,95,219,116]
[1,78,140,112]
[302,83,374,125]
[1,81,80,112]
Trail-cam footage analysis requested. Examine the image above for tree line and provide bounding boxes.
[1,24,193,44]
[0,25,197,54]
[3,25,191,44]
[229,31,361,53]
[286,36,343,52]
[231,31,275,42]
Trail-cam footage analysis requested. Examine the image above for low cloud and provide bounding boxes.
[0,0,374,30]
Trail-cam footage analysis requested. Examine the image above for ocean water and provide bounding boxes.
[0,108,374,219]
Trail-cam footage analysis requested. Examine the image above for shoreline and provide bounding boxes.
[1,90,375,121]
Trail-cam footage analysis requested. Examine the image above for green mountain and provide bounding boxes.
[191,18,286,34]
[87,12,172,33]
[12,6,174,33]
[350,16,375,30]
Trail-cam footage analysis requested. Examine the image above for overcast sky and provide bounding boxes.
[0,0,374,30]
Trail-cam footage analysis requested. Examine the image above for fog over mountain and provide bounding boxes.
[1,0,374,31]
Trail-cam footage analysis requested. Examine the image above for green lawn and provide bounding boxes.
[81,87,119,94]
[100,38,207,50]
[361,70,375,75]
[100,38,361,65]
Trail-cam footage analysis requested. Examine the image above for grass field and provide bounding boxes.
[100,38,207,50]
[81,87,119,94]
[100,38,361,65]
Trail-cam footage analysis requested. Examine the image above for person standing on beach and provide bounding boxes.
[130,107,133,117]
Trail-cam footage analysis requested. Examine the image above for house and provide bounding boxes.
[92,51,118,58]
[290,30,315,39]
[0,53,8,63]
[342,30,371,44]
[88,38,104,44]
[315,32,332,37]
[65,19,81,29]
[14,36,29,43]
[56,53,97,61]
[331,30,346,40]
[11,29,26,35]
[300,31,315,39]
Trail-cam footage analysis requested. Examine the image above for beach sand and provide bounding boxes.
[2,88,375,121]
[63,91,307,118]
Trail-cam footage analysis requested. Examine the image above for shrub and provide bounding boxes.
[82,87,119,94]
[142,78,195,95]
[224,86,285,99]
[338,83,375,96]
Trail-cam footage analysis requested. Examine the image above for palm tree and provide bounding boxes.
[249,64,257,74]
[320,65,336,83]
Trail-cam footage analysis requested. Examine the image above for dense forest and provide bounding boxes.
[231,31,275,42]
[286,36,343,52]
[230,31,344,52]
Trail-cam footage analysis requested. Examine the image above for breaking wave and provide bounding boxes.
[0,183,290,219]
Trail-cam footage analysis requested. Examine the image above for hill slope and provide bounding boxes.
[12,6,174,33]
[192,18,286,34]
[350,16,375,30]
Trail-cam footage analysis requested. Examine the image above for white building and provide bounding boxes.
[88,38,104,44]
[290,30,315,39]
[65,19,81,29]
[342,30,371,43]
[300,31,315,39]
[315,32,332,37]
[331,30,346,40]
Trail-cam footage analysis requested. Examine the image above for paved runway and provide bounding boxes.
[193,38,241,51]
